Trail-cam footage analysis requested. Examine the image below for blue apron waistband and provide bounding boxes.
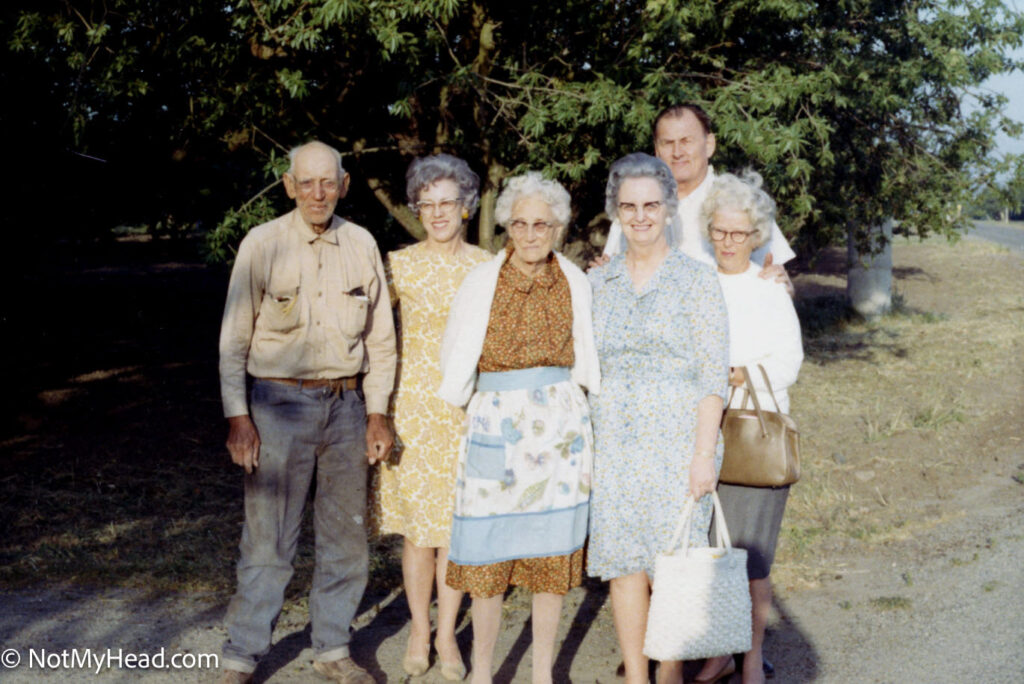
[476,366,570,392]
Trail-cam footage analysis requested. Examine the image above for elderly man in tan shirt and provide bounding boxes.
[217,141,396,684]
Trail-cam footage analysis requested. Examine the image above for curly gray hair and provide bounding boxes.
[494,172,572,232]
[405,154,481,217]
[605,152,679,219]
[700,170,776,249]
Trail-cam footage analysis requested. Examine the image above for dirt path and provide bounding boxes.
[2,467,1021,683]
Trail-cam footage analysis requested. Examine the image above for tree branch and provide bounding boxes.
[352,139,424,240]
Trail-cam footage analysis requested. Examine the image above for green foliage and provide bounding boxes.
[6,0,1022,259]
[203,193,282,264]
[968,156,1024,219]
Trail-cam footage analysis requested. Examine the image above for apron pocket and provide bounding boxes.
[466,433,507,480]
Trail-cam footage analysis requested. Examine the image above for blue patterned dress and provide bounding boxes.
[587,250,729,580]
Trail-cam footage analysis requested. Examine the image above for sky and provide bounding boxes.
[981,3,1024,157]
[982,42,1024,157]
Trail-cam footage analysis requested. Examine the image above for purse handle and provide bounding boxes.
[665,492,733,557]
[727,365,783,439]
[741,365,783,413]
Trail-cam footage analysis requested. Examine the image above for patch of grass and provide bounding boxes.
[779,525,826,558]
[886,289,948,324]
[849,524,882,540]
[869,596,912,611]
[951,553,980,567]
[913,311,949,324]
[796,294,853,338]
[901,572,913,586]
[982,581,1000,593]
[862,406,908,442]
[838,600,852,610]
[912,403,965,431]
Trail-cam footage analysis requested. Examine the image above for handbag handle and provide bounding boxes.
[740,365,783,414]
[734,365,784,439]
[665,492,733,557]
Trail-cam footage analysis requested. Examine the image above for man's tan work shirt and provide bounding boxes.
[219,210,397,417]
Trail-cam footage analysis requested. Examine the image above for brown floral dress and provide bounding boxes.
[446,246,587,598]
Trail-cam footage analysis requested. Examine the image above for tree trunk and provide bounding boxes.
[847,219,893,319]
[477,159,505,252]
[470,2,500,251]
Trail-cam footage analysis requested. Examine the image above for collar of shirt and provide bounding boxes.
[600,249,690,292]
[288,209,342,245]
[674,166,717,265]
[503,243,556,292]
[677,165,716,215]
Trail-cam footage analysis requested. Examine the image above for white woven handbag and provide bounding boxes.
[643,492,752,661]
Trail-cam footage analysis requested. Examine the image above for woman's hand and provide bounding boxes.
[689,453,717,499]
[728,366,745,387]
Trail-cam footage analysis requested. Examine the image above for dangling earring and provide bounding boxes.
[462,210,469,219]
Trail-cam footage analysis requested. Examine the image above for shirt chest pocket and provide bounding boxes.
[336,292,369,339]
[259,281,304,334]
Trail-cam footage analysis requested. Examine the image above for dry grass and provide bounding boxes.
[774,237,1024,587]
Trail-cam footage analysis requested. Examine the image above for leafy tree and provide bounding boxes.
[969,160,1024,219]
[8,0,1023,262]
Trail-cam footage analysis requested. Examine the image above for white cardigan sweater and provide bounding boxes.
[438,250,601,407]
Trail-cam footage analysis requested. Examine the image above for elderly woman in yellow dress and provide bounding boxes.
[373,154,491,679]
[439,172,599,684]
[693,170,803,684]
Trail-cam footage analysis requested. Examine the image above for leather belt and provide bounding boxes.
[263,376,361,392]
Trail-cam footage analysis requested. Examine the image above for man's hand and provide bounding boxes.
[366,413,394,465]
[758,253,794,297]
[227,415,261,474]
[587,253,611,272]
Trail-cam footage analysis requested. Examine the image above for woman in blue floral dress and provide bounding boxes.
[588,153,729,684]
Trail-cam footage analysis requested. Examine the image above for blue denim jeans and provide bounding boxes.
[222,379,369,673]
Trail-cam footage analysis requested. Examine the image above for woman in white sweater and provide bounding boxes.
[693,171,803,684]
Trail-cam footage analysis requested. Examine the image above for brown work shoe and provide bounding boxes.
[217,670,253,684]
[313,657,375,683]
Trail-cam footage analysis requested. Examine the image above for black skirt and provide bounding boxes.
[710,483,790,580]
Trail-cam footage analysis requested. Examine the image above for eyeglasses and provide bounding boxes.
[617,201,664,220]
[295,178,341,194]
[509,220,555,236]
[710,227,756,243]
[413,198,462,215]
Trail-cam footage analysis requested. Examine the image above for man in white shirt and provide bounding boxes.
[599,104,795,291]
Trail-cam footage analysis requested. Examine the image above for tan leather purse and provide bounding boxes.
[719,365,800,487]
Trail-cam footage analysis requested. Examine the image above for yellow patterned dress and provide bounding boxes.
[371,240,491,548]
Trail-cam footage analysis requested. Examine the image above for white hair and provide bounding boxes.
[700,170,776,249]
[494,172,572,229]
